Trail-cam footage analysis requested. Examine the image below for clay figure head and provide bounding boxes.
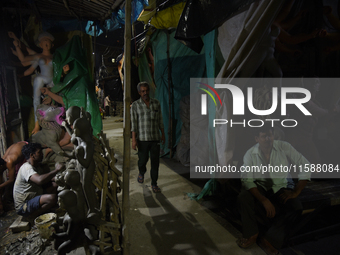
[73,117,92,139]
[37,32,54,50]
[62,64,70,75]
[64,170,81,188]
[66,106,81,127]
[37,104,65,125]
[58,189,77,209]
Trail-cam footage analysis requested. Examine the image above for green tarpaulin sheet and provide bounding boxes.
[51,35,102,136]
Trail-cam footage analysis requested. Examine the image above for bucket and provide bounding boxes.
[34,213,56,239]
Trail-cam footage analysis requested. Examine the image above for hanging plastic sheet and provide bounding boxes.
[148,29,205,156]
[103,16,121,32]
[214,0,283,183]
[111,0,148,25]
[137,0,157,23]
[138,49,157,97]
[85,21,103,37]
[51,35,102,136]
[149,2,186,29]
[175,0,256,40]
[86,0,148,36]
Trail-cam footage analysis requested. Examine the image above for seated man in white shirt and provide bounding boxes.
[237,123,311,255]
[13,143,64,221]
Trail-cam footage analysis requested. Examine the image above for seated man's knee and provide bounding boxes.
[286,197,303,212]
[42,194,57,206]
[237,190,254,206]
[50,194,57,205]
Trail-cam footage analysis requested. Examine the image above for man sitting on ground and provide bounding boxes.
[237,124,311,254]
[0,141,28,215]
[13,143,64,220]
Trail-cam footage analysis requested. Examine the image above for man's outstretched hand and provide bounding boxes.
[279,189,297,204]
[261,198,276,218]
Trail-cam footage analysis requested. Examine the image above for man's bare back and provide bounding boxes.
[1,141,27,173]
[0,141,27,214]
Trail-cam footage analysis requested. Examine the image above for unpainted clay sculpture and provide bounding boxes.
[31,104,65,154]
[52,189,100,255]
[64,165,87,220]
[61,109,98,216]
[62,106,91,136]
[52,106,122,253]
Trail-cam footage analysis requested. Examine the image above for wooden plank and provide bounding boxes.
[9,216,30,233]
[104,222,121,229]
[100,166,109,216]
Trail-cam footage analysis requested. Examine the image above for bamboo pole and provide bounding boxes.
[166,30,173,158]
[122,0,132,254]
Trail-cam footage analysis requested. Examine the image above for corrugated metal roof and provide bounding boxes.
[3,0,125,21]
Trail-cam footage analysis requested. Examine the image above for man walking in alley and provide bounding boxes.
[131,81,165,193]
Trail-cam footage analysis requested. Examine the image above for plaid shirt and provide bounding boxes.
[131,98,164,141]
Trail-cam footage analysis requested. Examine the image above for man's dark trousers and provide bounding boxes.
[237,185,303,248]
[137,140,160,186]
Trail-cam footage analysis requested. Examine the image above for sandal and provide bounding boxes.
[152,185,161,193]
[257,237,282,255]
[236,233,258,248]
[137,174,144,183]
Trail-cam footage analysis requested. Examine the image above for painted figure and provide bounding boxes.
[9,31,54,129]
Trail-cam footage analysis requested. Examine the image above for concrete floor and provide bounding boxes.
[102,116,265,255]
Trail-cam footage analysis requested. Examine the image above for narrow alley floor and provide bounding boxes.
[104,116,340,255]
[104,116,265,255]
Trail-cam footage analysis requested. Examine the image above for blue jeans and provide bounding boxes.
[17,195,42,217]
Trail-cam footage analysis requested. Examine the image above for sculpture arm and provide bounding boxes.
[62,121,73,136]
[41,87,65,106]
[76,146,93,168]
[14,44,38,63]
[59,132,71,147]
[23,63,38,76]
[53,218,72,238]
